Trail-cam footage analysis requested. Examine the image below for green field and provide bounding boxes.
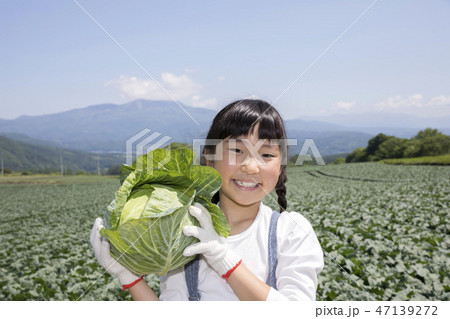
[382,154,450,166]
[0,163,449,300]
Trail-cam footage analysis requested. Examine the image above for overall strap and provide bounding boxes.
[265,210,280,289]
[185,210,280,300]
[184,255,201,301]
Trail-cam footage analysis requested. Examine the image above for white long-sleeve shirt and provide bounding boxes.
[159,202,324,301]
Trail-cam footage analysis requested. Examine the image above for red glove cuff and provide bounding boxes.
[122,275,144,291]
[221,259,242,282]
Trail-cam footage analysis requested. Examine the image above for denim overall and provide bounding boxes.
[184,210,280,301]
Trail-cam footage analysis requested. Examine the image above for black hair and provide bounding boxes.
[202,99,288,212]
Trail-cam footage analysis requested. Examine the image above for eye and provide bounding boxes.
[262,153,275,158]
[230,148,243,154]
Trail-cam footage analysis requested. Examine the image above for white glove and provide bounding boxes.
[90,217,141,286]
[183,203,241,278]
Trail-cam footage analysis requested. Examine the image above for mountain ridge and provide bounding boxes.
[2,99,446,157]
[302,111,450,131]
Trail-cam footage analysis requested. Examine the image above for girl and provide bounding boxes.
[90,99,324,301]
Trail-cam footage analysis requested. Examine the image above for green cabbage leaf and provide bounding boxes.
[99,148,230,276]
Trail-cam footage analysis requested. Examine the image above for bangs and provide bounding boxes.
[210,100,286,141]
[203,99,288,163]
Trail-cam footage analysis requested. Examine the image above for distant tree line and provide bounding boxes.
[346,128,450,163]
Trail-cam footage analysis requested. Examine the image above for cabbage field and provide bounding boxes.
[0,163,448,300]
[283,163,450,301]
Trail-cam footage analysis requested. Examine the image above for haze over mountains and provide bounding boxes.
[1,99,448,160]
[302,112,450,137]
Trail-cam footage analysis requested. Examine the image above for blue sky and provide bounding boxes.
[1,0,449,120]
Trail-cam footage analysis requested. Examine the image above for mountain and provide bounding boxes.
[0,99,373,157]
[302,112,450,137]
[0,99,373,156]
[274,118,372,156]
[0,134,124,173]
[286,130,373,156]
[284,119,349,132]
[0,100,215,152]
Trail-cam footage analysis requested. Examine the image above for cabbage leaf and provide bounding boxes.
[100,148,229,276]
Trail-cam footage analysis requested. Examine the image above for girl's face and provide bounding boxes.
[206,124,282,209]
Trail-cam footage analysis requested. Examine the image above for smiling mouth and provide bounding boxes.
[233,179,260,188]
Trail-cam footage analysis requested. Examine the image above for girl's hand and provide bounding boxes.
[183,203,242,279]
[90,218,141,286]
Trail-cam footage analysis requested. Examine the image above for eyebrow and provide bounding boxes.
[225,138,278,148]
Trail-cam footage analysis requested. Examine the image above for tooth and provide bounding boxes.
[236,180,258,187]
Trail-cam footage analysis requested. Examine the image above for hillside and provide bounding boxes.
[0,135,124,173]
[287,130,372,156]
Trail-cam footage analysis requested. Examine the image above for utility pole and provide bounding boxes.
[1,152,4,176]
[97,157,100,176]
[60,153,64,176]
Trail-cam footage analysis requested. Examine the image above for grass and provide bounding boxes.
[381,154,450,165]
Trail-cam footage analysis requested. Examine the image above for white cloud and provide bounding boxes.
[184,68,197,74]
[106,73,202,101]
[217,76,226,81]
[244,94,260,100]
[426,95,450,107]
[373,94,450,113]
[374,94,424,110]
[191,95,217,109]
[333,101,356,111]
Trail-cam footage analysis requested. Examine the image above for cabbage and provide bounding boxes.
[100,148,230,276]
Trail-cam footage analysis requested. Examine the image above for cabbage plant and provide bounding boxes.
[100,148,230,276]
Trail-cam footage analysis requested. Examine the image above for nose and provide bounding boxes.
[240,155,260,174]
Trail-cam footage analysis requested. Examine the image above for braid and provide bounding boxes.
[275,166,288,212]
